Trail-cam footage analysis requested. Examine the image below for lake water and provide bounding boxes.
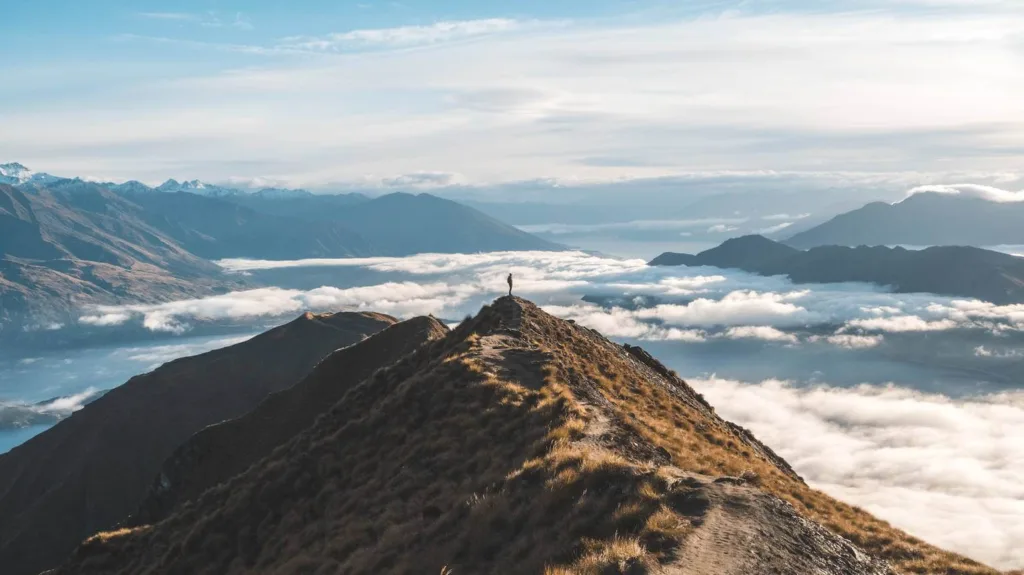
[0,332,256,454]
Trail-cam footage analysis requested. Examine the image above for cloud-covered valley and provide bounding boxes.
[695,377,1024,568]
[85,251,1024,345]
[53,251,1024,568]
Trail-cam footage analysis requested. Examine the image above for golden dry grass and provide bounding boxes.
[528,307,998,575]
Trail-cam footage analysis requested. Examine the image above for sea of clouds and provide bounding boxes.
[67,250,1024,567]
[697,377,1024,569]
[78,251,1024,343]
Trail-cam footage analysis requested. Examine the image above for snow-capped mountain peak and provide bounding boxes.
[0,162,30,178]
[156,178,241,197]
[0,162,61,185]
[110,180,155,194]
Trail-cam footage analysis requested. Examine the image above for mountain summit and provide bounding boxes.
[0,162,60,186]
[53,297,990,575]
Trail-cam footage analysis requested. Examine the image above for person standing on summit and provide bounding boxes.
[507,273,513,296]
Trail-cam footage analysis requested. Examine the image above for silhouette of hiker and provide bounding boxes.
[507,273,513,296]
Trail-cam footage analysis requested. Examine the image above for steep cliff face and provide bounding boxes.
[54,298,995,575]
[0,311,396,575]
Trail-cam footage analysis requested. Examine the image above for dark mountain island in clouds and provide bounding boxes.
[40,297,992,574]
[0,166,559,339]
[651,235,1024,304]
[788,190,1024,248]
[0,311,396,575]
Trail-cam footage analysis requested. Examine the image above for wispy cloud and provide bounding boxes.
[138,11,253,30]
[9,8,1024,187]
[138,12,196,21]
[278,19,528,51]
[516,218,748,235]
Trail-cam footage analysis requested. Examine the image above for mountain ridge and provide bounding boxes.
[133,315,451,526]
[651,235,1024,304]
[0,311,397,575]
[787,192,1024,248]
[51,297,994,575]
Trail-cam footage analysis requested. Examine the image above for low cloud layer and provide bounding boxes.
[693,376,1024,569]
[904,184,1024,203]
[80,252,1024,350]
[515,218,748,235]
[722,325,798,343]
[0,388,100,431]
[80,283,475,333]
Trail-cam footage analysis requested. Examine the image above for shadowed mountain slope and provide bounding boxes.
[222,191,560,255]
[786,192,1024,248]
[55,297,992,575]
[134,316,450,525]
[651,235,1024,304]
[124,191,377,260]
[0,311,396,575]
[327,192,562,255]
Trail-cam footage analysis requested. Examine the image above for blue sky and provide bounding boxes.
[2,0,1022,193]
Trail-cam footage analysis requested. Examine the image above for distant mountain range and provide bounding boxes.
[0,311,396,575]
[0,181,242,335]
[36,297,990,575]
[787,191,1024,248]
[651,235,1024,304]
[0,164,559,337]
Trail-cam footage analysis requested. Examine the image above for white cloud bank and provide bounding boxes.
[279,19,528,50]
[515,218,748,235]
[722,325,798,343]
[80,283,475,333]
[843,315,959,333]
[904,184,1024,203]
[81,252,1024,349]
[811,334,884,349]
[694,377,1024,569]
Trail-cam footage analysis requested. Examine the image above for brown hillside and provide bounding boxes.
[55,298,995,575]
[133,315,450,525]
[0,311,396,575]
[0,183,239,333]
